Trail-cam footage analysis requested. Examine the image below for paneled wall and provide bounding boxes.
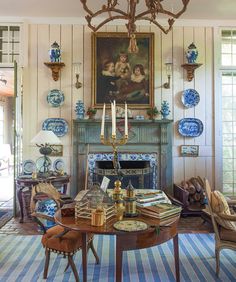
[23,24,214,190]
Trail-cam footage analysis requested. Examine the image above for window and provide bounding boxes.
[0,105,3,144]
[0,25,20,64]
[221,30,236,195]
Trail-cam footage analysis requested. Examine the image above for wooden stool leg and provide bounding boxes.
[88,239,100,264]
[68,255,80,282]
[43,248,50,279]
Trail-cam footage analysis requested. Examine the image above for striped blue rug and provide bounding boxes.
[0,233,235,282]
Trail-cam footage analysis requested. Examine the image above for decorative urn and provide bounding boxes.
[75,100,85,119]
[160,101,170,119]
[49,41,61,63]
[186,42,198,64]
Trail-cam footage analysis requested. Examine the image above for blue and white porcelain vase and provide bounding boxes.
[49,41,61,63]
[160,101,170,119]
[75,100,85,119]
[186,42,198,64]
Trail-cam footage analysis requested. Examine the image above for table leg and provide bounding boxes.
[82,233,87,282]
[17,187,24,223]
[116,236,123,282]
[173,234,180,282]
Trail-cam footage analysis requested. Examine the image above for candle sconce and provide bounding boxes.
[163,62,172,89]
[73,62,82,89]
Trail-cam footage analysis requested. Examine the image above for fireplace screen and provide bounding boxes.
[88,153,158,189]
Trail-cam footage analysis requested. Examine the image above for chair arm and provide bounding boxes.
[166,194,184,207]
[31,212,55,223]
[217,212,236,221]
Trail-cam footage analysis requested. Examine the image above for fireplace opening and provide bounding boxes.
[93,160,154,189]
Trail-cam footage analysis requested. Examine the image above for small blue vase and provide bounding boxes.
[186,43,198,64]
[160,101,170,119]
[75,100,85,119]
[49,41,61,63]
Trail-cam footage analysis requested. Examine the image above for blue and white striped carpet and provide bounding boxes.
[0,233,235,282]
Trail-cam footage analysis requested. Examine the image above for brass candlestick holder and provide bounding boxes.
[100,133,128,219]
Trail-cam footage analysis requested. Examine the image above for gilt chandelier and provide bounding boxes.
[80,0,190,35]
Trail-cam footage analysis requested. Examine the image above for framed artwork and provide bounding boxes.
[50,145,63,157]
[180,145,199,157]
[92,32,154,109]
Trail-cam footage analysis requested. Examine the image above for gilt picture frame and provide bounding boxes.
[50,145,63,157]
[92,32,154,109]
[180,145,199,157]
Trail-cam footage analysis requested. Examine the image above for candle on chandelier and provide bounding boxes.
[125,102,128,137]
[101,103,106,136]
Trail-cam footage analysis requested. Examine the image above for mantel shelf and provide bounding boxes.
[44,62,65,81]
[181,63,202,82]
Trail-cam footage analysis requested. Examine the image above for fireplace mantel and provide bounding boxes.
[71,119,173,197]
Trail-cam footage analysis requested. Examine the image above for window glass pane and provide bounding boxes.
[223,158,233,170]
[222,73,233,83]
[223,134,233,145]
[222,97,233,108]
[223,146,233,158]
[222,110,232,121]
[222,54,231,65]
[223,183,233,194]
[223,171,233,183]
[222,85,233,96]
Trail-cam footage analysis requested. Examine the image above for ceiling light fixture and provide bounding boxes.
[80,1,190,36]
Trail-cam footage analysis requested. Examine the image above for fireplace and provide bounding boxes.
[88,152,157,189]
[72,119,173,197]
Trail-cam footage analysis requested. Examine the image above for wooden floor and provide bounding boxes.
[0,215,213,235]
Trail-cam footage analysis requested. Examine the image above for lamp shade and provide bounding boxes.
[31,130,61,145]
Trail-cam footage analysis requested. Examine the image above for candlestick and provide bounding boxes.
[101,103,106,136]
[125,102,128,136]
[111,101,116,137]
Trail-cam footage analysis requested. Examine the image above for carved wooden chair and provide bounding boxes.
[31,183,99,282]
[203,178,236,276]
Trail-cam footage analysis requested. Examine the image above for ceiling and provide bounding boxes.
[0,0,236,20]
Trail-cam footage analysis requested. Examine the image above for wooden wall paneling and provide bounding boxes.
[60,25,73,173]
[23,24,38,159]
[205,27,214,147]
[183,27,195,147]
[48,25,61,119]
[173,157,185,184]
[206,156,214,188]
[184,157,195,180]
[37,25,50,131]
[194,27,206,146]
[72,24,84,118]
[172,27,184,147]
[195,157,206,179]
[161,30,173,118]
[150,26,162,115]
[83,26,93,110]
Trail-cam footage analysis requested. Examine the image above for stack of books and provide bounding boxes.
[136,191,169,207]
[137,203,182,220]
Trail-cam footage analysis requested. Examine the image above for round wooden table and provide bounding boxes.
[55,210,180,282]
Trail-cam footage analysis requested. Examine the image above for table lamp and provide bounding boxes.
[31,130,61,174]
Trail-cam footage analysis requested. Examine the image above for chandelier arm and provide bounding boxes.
[135,17,174,34]
[87,15,131,32]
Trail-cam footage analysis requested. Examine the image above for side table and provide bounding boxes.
[15,175,70,223]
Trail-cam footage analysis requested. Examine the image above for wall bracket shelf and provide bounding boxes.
[44,62,65,81]
[181,63,202,82]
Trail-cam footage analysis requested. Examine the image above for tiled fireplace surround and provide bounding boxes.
[71,119,173,198]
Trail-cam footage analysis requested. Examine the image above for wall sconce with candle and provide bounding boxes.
[73,62,82,89]
[163,62,173,89]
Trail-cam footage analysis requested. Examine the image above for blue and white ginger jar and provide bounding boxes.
[186,43,198,64]
[49,41,61,63]
[75,100,85,119]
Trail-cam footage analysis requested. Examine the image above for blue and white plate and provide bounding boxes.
[181,89,200,108]
[47,89,64,107]
[36,156,52,173]
[53,158,65,172]
[42,118,68,137]
[178,118,203,137]
[22,160,36,175]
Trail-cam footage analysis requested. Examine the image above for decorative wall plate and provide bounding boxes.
[36,156,52,173]
[42,118,68,137]
[47,89,65,107]
[53,158,65,172]
[181,89,200,108]
[22,160,36,174]
[178,118,203,137]
[113,220,148,232]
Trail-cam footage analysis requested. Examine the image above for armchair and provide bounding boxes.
[204,179,236,276]
[31,183,99,281]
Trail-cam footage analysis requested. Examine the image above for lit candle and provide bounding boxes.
[101,103,106,136]
[114,100,116,137]
[125,102,128,136]
[111,102,115,136]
